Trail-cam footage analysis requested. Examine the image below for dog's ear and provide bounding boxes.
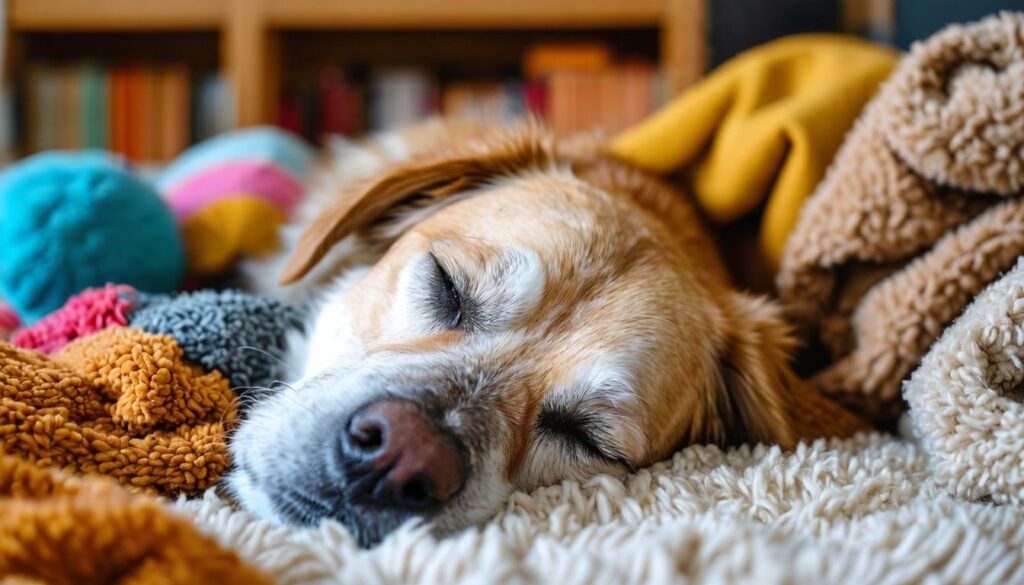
[709,292,869,448]
[279,122,555,285]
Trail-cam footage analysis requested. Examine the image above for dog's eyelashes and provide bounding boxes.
[430,252,463,329]
[534,406,630,467]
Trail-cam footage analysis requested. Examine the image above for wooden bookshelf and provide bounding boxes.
[7,0,706,128]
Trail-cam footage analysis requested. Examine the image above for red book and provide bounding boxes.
[319,67,350,138]
[523,81,547,119]
[276,91,302,135]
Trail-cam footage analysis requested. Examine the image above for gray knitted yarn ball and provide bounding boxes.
[128,289,305,391]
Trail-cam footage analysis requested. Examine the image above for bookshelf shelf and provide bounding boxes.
[10,0,227,30]
[262,0,667,29]
[6,0,705,150]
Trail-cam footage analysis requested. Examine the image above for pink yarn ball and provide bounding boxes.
[0,301,19,340]
[13,284,135,353]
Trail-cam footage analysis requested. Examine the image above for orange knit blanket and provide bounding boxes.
[1,327,235,495]
[0,453,270,584]
[0,328,267,583]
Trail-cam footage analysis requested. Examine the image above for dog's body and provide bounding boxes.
[230,119,867,546]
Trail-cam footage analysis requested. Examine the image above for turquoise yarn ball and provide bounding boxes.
[0,152,185,323]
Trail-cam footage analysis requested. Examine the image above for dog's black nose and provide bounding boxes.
[341,400,464,509]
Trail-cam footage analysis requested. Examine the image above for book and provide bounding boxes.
[369,68,437,131]
[0,84,14,163]
[35,64,60,152]
[523,81,547,118]
[58,64,81,150]
[109,65,130,156]
[125,64,145,161]
[523,43,613,79]
[147,66,163,161]
[276,90,303,136]
[161,65,191,160]
[81,63,108,150]
[319,67,362,138]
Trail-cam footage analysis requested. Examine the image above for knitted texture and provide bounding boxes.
[904,257,1024,505]
[129,289,304,391]
[12,284,135,353]
[776,13,1024,422]
[178,434,1024,585]
[0,328,235,495]
[0,454,271,585]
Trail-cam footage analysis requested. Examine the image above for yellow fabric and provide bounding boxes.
[182,195,285,275]
[611,34,898,273]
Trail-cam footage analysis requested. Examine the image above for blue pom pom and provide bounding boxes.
[128,289,305,391]
[0,152,185,322]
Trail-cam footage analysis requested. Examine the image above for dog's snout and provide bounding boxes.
[342,400,464,509]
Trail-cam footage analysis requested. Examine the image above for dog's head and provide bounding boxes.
[229,121,839,546]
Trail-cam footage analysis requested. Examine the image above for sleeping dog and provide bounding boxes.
[229,119,867,546]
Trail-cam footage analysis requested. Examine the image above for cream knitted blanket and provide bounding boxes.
[169,261,1024,585]
[175,433,1024,584]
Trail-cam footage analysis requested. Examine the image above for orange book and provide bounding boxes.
[623,62,654,129]
[147,67,164,162]
[579,71,602,133]
[124,65,145,161]
[523,43,612,79]
[598,68,620,133]
[109,66,131,156]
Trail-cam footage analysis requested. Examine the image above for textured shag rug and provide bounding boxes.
[175,433,1024,584]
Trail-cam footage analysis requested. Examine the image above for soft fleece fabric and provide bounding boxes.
[905,256,1024,505]
[177,433,1024,585]
[0,454,271,585]
[611,34,897,276]
[777,12,1024,422]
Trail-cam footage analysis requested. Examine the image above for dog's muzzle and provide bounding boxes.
[270,398,469,547]
[337,400,465,509]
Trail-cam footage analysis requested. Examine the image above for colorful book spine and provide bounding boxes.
[81,63,108,150]
[109,65,130,156]
[162,65,191,160]
[58,64,80,150]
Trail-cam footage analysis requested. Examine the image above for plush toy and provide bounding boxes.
[128,289,305,390]
[13,284,304,391]
[158,127,316,275]
[0,152,185,323]
[12,284,133,353]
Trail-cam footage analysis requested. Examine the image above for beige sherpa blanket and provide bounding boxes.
[175,433,1024,584]
[777,12,1024,423]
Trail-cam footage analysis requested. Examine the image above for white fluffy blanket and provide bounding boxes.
[175,256,1024,584]
[175,433,1024,584]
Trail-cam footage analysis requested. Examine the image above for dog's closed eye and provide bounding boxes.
[429,252,464,329]
[534,405,633,469]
